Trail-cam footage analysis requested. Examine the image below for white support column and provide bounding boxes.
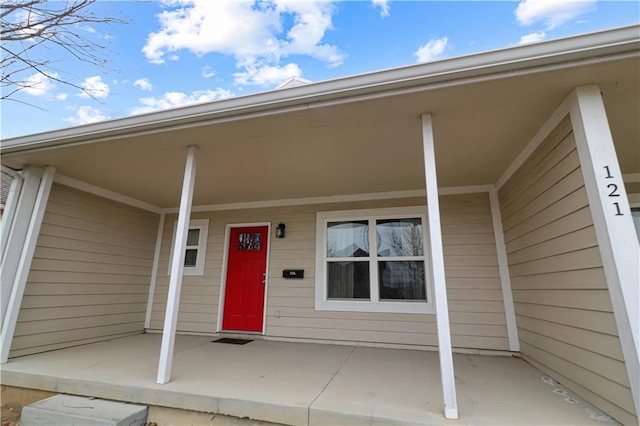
[157,146,198,384]
[421,114,458,420]
[1,166,56,363]
[1,166,44,326]
[489,189,520,352]
[145,213,165,329]
[1,167,24,262]
[569,85,640,417]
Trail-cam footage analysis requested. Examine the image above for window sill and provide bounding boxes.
[315,299,435,314]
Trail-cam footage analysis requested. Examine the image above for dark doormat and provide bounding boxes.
[212,338,253,345]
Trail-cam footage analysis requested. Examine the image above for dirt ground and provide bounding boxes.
[1,386,281,426]
[1,386,56,426]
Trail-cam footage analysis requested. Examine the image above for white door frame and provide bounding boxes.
[217,222,272,335]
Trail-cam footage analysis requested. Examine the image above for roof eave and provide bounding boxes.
[2,24,639,155]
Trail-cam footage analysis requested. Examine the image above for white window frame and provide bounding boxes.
[168,218,209,276]
[315,206,434,314]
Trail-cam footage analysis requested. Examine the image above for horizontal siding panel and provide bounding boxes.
[266,307,506,325]
[444,255,497,267]
[505,207,594,254]
[11,323,144,350]
[33,246,154,267]
[514,303,618,335]
[504,187,589,243]
[443,234,496,245]
[30,258,152,276]
[518,328,629,386]
[501,148,579,221]
[35,235,155,259]
[445,266,500,278]
[21,294,148,308]
[15,313,145,336]
[510,268,607,290]
[443,245,497,256]
[516,316,624,361]
[507,226,597,265]
[24,283,149,296]
[26,270,151,285]
[503,168,585,231]
[44,212,156,244]
[513,289,613,311]
[508,247,603,276]
[39,223,155,251]
[17,304,146,321]
[9,332,143,359]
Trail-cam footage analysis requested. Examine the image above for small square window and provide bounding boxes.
[168,219,209,276]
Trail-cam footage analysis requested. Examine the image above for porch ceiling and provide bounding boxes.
[2,56,638,208]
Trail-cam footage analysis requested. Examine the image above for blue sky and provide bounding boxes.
[2,0,638,139]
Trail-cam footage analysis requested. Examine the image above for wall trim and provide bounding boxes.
[145,213,165,330]
[623,173,640,183]
[488,188,520,352]
[54,174,162,214]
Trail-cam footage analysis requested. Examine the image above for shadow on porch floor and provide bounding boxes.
[0,334,617,425]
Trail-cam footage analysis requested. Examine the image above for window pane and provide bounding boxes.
[184,249,198,267]
[327,221,369,257]
[187,229,200,246]
[378,261,426,300]
[377,218,423,257]
[327,261,370,299]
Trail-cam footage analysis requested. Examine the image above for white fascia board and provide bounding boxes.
[2,25,638,155]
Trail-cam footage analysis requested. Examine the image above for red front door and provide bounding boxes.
[222,226,268,332]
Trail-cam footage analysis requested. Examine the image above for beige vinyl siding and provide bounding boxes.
[9,183,159,358]
[149,193,509,351]
[499,118,636,425]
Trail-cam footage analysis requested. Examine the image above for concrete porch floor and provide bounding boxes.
[0,334,617,425]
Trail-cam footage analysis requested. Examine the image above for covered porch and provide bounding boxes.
[0,334,617,425]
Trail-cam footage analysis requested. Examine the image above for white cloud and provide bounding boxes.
[56,93,68,101]
[414,37,449,63]
[234,62,302,86]
[143,0,343,85]
[64,106,110,126]
[201,66,216,78]
[22,72,56,96]
[133,78,153,91]
[79,76,110,98]
[132,88,235,115]
[519,31,547,44]
[372,0,390,18]
[515,0,596,30]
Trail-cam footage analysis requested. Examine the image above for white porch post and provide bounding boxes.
[1,166,56,363]
[569,85,640,417]
[421,114,458,419]
[0,166,24,262]
[1,167,42,322]
[157,146,198,384]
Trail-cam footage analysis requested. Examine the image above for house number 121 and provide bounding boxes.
[603,165,623,216]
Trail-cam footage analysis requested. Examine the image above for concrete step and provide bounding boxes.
[21,394,147,426]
